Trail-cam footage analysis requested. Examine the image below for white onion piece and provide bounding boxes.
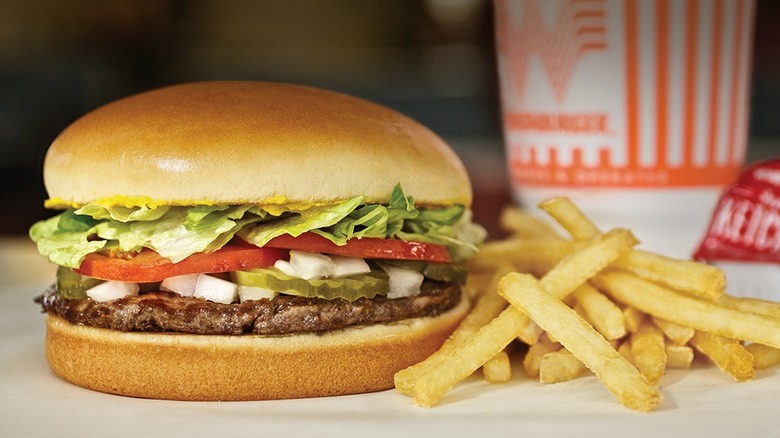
[288,251,335,280]
[330,255,371,278]
[86,281,140,302]
[194,275,237,304]
[379,264,423,299]
[160,274,199,297]
[273,259,298,277]
[237,285,277,302]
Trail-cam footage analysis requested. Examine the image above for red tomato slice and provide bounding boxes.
[265,232,451,263]
[75,241,288,283]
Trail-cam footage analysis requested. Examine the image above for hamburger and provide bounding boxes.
[29,81,485,401]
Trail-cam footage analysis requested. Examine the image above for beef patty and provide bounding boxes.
[37,281,461,336]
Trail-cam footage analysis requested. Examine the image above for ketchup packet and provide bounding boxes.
[694,158,780,298]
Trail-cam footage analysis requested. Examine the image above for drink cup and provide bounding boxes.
[495,0,756,257]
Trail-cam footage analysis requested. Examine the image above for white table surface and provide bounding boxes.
[2,237,779,438]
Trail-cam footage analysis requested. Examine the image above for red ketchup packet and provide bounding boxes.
[694,158,780,298]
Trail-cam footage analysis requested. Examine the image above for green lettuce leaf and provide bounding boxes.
[29,211,107,268]
[30,184,486,268]
[30,205,268,267]
[238,197,364,247]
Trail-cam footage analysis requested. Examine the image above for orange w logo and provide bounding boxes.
[496,0,609,102]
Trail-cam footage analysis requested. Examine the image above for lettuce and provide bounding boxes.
[29,211,107,269]
[29,184,486,268]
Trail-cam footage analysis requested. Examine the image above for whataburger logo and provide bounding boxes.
[497,0,608,102]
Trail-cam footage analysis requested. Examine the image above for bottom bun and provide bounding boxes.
[44,296,469,401]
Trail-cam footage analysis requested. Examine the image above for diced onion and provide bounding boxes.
[288,251,336,280]
[194,275,237,304]
[274,259,298,277]
[378,263,423,299]
[86,281,140,302]
[330,255,371,278]
[160,274,199,297]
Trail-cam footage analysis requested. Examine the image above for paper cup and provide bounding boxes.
[495,0,756,257]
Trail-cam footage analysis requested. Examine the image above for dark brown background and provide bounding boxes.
[1,0,778,237]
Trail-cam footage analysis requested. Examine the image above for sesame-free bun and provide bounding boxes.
[44,296,469,401]
[43,81,472,209]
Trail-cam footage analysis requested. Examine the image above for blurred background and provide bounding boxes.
[0,0,777,236]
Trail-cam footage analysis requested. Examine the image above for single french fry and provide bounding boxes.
[523,334,561,378]
[614,251,725,301]
[483,350,512,383]
[539,349,588,383]
[665,344,695,369]
[573,283,626,340]
[745,343,780,370]
[630,322,667,385]
[499,206,561,239]
[653,317,695,346]
[717,294,780,319]
[623,306,647,334]
[593,270,780,350]
[499,273,661,412]
[536,197,600,239]
[538,197,725,300]
[689,331,755,382]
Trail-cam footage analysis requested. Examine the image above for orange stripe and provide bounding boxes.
[625,0,639,168]
[574,11,605,19]
[707,0,723,166]
[683,0,698,167]
[657,0,669,167]
[727,0,745,164]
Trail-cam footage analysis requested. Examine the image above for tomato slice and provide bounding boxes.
[265,232,451,263]
[75,241,288,283]
[75,234,450,282]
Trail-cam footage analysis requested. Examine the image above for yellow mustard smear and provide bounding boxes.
[43,194,337,213]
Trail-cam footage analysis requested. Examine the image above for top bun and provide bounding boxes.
[43,81,472,209]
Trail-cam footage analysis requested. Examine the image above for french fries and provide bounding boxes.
[653,317,695,346]
[394,263,512,396]
[500,273,661,412]
[523,334,561,378]
[394,196,780,412]
[499,206,560,239]
[539,197,725,299]
[593,271,780,349]
[396,227,637,406]
[402,305,533,407]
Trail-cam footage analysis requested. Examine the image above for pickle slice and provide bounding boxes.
[232,268,389,301]
[422,264,467,285]
[56,266,104,300]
